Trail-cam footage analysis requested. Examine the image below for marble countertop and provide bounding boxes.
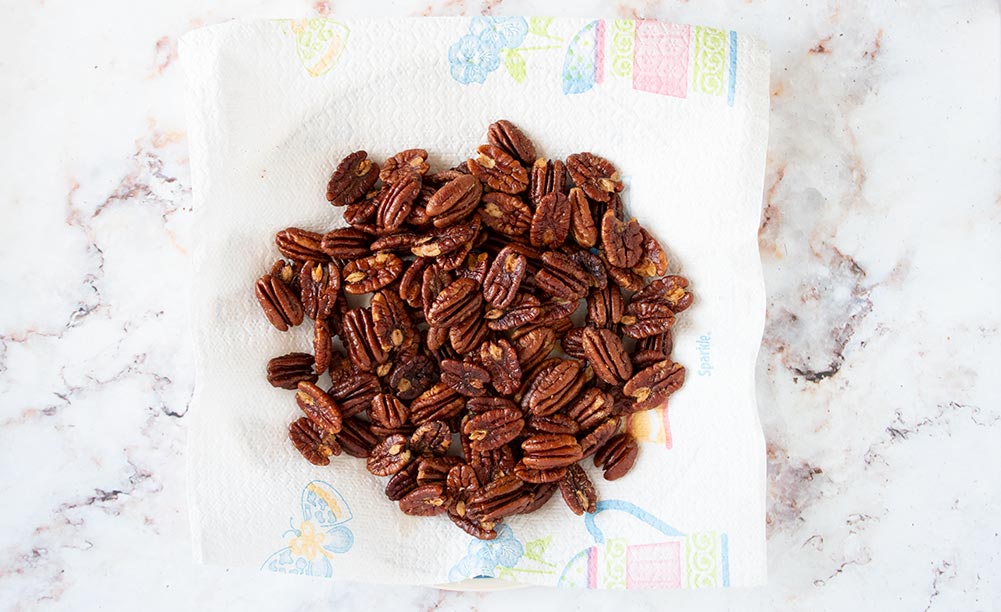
[2,0,999,610]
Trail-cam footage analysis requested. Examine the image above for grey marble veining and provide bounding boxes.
[1,0,998,610]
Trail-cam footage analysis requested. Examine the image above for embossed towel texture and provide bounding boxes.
[181,17,770,588]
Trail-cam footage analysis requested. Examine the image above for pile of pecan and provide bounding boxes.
[255,120,691,540]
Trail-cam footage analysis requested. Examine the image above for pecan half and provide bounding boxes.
[601,211,644,269]
[266,353,318,389]
[296,381,343,434]
[467,144,529,194]
[426,277,483,328]
[593,433,638,480]
[410,420,452,455]
[327,151,379,206]
[482,246,527,308]
[479,192,533,236]
[581,327,633,385]
[342,252,404,294]
[529,192,571,248]
[529,158,568,207]
[367,434,412,476]
[521,434,583,470]
[341,308,389,375]
[487,119,536,164]
[623,360,686,410]
[289,417,340,466]
[463,408,524,451]
[568,187,598,247]
[256,273,304,331]
[566,152,622,202]
[370,393,410,429]
[478,338,522,395]
[276,228,330,262]
[559,463,597,515]
[426,174,482,228]
[440,359,491,397]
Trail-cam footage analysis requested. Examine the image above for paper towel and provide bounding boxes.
[181,17,769,589]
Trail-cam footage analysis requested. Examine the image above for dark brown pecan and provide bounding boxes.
[369,230,423,254]
[452,247,486,279]
[632,349,667,371]
[367,434,412,476]
[371,289,416,352]
[466,474,531,522]
[256,274,304,331]
[327,369,380,417]
[568,187,598,247]
[633,227,669,277]
[487,120,536,164]
[267,353,318,389]
[621,300,676,339]
[467,144,529,194]
[623,360,686,410]
[388,351,437,401]
[479,192,532,236]
[380,149,430,183]
[409,382,465,425]
[529,192,571,248]
[559,464,597,515]
[410,420,452,455]
[520,482,559,514]
[522,358,585,416]
[426,324,450,352]
[276,228,329,263]
[299,260,341,321]
[465,397,518,414]
[313,318,334,374]
[521,434,583,469]
[398,256,429,308]
[601,211,644,269]
[526,413,579,435]
[478,339,522,395]
[529,158,568,207]
[484,293,541,331]
[632,275,693,313]
[420,263,453,317]
[336,415,380,457]
[512,326,557,373]
[560,327,588,360]
[463,408,524,451]
[567,387,615,431]
[536,251,589,300]
[321,227,371,259]
[376,167,421,231]
[344,197,378,226]
[579,417,622,457]
[449,513,498,540]
[385,461,420,501]
[594,432,638,480]
[469,444,516,484]
[513,462,567,483]
[426,174,482,227]
[450,313,490,356]
[327,151,379,206]
[569,249,607,289]
[440,359,491,397]
[296,381,343,434]
[566,152,622,202]
[370,393,410,429]
[411,213,482,258]
[606,263,645,292]
[446,464,480,516]
[289,417,340,466]
[341,308,389,375]
[581,327,633,385]
[342,252,404,294]
[587,285,624,328]
[637,329,674,358]
[482,246,527,308]
[416,455,462,486]
[426,277,482,327]
[398,483,448,516]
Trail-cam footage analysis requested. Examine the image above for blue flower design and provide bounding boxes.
[447,523,525,581]
[469,17,529,51]
[448,34,501,84]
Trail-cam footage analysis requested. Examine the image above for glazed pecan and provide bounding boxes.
[581,327,633,385]
[535,251,590,301]
[409,382,465,425]
[376,167,421,231]
[487,119,536,164]
[621,300,676,339]
[482,246,527,308]
[466,474,531,522]
[522,359,585,416]
[440,359,491,397]
[327,369,381,417]
[276,228,329,262]
[568,187,598,247]
[478,338,522,395]
[579,417,622,458]
[313,318,334,374]
[327,151,378,206]
[463,408,524,451]
[426,277,482,328]
[296,381,343,434]
[380,149,430,183]
[448,312,490,355]
[341,308,389,375]
[289,417,340,466]
[593,432,638,480]
[623,360,686,410]
[367,434,412,476]
[342,252,404,294]
[399,484,448,516]
[566,152,622,202]
[631,275,693,313]
[467,144,529,194]
[371,289,416,352]
[299,260,340,321]
[529,192,571,248]
[479,192,532,236]
[529,158,568,207]
[266,353,318,389]
[410,420,452,455]
[426,174,482,228]
[559,463,597,515]
[320,227,371,259]
[336,415,380,458]
[388,352,438,401]
[411,213,482,257]
[567,387,615,431]
[370,393,410,429]
[521,434,583,470]
[256,273,304,331]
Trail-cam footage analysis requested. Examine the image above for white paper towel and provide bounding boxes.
[181,17,769,589]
